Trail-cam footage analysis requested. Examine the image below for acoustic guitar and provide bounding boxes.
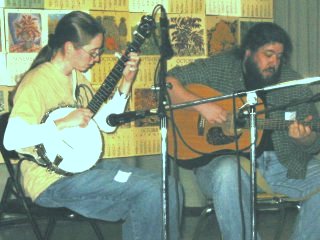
[167,84,315,167]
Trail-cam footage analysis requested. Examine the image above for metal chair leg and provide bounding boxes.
[192,206,221,240]
[44,218,57,240]
[89,220,104,240]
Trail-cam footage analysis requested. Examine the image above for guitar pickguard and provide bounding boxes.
[206,127,242,145]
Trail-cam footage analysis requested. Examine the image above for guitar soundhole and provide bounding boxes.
[207,127,241,145]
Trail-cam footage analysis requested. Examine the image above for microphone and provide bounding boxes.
[106,110,154,127]
[160,6,174,60]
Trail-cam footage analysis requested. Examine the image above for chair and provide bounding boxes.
[192,193,300,240]
[0,112,105,240]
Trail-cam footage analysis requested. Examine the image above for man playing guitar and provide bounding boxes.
[166,22,320,240]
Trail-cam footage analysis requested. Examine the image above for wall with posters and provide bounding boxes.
[0,0,273,206]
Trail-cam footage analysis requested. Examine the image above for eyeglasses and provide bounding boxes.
[81,47,104,58]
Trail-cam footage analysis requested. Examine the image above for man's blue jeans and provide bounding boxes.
[35,159,183,240]
[194,151,320,240]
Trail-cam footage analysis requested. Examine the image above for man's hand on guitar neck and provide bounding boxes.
[289,115,317,146]
[54,108,93,130]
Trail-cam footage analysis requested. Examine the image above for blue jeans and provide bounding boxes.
[35,159,183,240]
[194,151,320,240]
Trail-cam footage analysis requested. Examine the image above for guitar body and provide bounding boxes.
[167,84,265,163]
[36,107,103,175]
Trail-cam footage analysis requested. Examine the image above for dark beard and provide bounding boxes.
[243,56,282,91]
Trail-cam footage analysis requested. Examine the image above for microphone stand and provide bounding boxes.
[151,5,175,239]
[158,58,169,240]
[246,92,258,240]
[157,6,174,240]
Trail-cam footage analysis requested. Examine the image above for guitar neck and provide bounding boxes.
[87,15,155,115]
[256,119,320,131]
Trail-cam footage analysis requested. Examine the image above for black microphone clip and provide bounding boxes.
[159,6,174,60]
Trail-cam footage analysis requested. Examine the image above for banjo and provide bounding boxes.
[35,15,156,176]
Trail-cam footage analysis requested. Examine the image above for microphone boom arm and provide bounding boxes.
[106,76,320,127]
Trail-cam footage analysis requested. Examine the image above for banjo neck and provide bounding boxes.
[87,15,155,115]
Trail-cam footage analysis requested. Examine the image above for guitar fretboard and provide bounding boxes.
[250,119,320,131]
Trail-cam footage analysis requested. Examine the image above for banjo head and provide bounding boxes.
[36,107,103,175]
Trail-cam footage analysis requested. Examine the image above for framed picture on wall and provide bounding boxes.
[206,16,238,56]
[5,9,45,53]
[45,9,72,36]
